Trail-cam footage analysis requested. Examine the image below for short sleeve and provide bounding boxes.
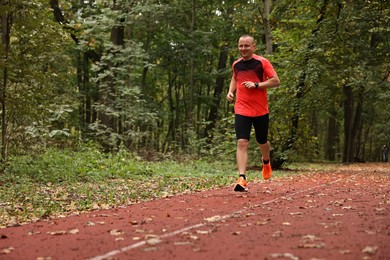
[262,58,277,79]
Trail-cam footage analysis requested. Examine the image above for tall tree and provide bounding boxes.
[50,0,101,132]
[258,0,273,54]
[0,0,10,160]
[270,0,329,168]
[321,0,389,162]
[0,1,75,159]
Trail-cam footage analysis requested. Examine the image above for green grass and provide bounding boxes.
[0,147,322,228]
[0,147,238,227]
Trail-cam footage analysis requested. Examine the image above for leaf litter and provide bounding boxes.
[362,246,379,255]
[1,163,389,259]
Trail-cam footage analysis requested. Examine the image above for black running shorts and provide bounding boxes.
[235,113,269,144]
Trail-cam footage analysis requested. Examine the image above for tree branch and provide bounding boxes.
[49,0,100,62]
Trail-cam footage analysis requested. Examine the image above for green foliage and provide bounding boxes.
[0,146,238,226]
[2,0,77,155]
[2,0,390,229]
[1,0,389,163]
[4,147,148,183]
[269,0,389,162]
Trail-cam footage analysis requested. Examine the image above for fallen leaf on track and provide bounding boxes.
[0,247,14,254]
[69,229,79,234]
[143,246,158,252]
[272,231,283,237]
[268,253,299,260]
[301,234,319,241]
[142,217,153,223]
[85,221,95,226]
[196,230,211,235]
[364,230,376,235]
[28,231,41,236]
[289,212,303,216]
[109,229,124,236]
[146,238,161,245]
[174,241,192,246]
[144,234,158,239]
[256,218,271,226]
[339,249,351,255]
[204,215,222,222]
[298,243,325,249]
[362,246,378,255]
[47,230,67,236]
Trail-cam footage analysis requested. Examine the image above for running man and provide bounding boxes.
[226,35,280,191]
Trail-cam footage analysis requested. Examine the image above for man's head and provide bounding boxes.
[238,35,256,60]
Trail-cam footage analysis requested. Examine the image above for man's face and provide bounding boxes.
[238,37,255,60]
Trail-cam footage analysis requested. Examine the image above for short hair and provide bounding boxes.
[239,35,255,44]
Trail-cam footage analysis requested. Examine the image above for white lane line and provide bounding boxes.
[88,178,342,260]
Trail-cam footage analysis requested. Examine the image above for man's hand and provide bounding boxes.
[242,81,255,88]
[226,92,235,102]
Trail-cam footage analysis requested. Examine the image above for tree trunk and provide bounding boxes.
[0,2,10,161]
[273,0,329,169]
[342,84,353,162]
[164,67,175,152]
[352,88,363,160]
[258,0,273,54]
[96,1,125,152]
[77,51,86,133]
[342,85,364,163]
[186,0,196,126]
[141,31,150,92]
[50,0,100,139]
[343,84,364,163]
[204,46,228,142]
[325,114,337,161]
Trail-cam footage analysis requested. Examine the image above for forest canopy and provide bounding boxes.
[0,0,389,166]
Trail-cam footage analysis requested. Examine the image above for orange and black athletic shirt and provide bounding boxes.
[232,54,277,117]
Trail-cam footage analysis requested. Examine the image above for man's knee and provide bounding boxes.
[237,139,249,149]
[259,141,270,147]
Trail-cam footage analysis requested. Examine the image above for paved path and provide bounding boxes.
[1,164,389,259]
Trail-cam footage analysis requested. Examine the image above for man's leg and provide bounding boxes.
[259,141,271,161]
[253,114,272,180]
[259,141,272,180]
[237,139,249,174]
[253,114,271,163]
[234,138,249,191]
[234,115,251,191]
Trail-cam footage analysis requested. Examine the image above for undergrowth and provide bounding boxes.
[0,147,242,227]
[0,146,321,228]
